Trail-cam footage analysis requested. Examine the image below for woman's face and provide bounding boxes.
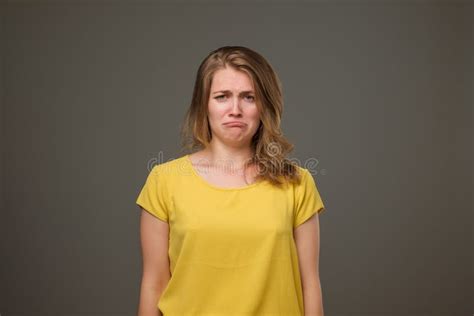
[207,67,261,149]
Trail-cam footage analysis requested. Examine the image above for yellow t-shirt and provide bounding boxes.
[136,154,325,316]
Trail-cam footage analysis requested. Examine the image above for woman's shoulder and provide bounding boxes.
[292,164,307,175]
[151,155,189,176]
[278,163,307,182]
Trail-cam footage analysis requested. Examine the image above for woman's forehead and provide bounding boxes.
[211,68,255,90]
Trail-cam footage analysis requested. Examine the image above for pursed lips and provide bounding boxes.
[223,121,246,127]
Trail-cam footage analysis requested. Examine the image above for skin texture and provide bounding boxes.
[294,213,324,316]
[137,66,324,316]
[137,210,170,316]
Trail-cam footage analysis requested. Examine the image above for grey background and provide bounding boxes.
[0,1,472,316]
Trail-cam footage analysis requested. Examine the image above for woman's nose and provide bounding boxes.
[230,97,243,114]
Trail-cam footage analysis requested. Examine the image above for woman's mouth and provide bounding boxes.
[223,122,246,127]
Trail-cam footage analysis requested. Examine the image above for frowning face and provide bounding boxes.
[207,67,261,148]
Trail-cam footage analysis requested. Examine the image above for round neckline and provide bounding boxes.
[184,154,264,191]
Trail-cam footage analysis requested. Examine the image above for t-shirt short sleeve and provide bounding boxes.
[136,165,170,222]
[293,168,325,228]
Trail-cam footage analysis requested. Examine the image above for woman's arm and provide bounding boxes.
[137,208,171,316]
[294,213,324,316]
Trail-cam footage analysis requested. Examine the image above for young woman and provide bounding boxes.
[136,46,326,316]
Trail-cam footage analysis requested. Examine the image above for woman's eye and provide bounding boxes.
[215,95,226,100]
[245,95,255,101]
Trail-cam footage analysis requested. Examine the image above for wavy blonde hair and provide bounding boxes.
[179,46,302,187]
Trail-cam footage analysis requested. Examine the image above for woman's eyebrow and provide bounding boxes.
[212,90,254,95]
